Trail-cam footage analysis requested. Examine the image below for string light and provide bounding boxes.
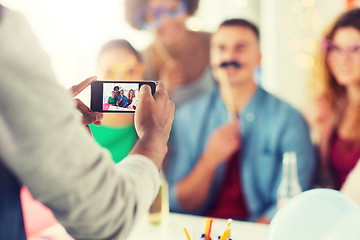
[234,0,248,7]
[295,53,314,69]
[297,14,309,27]
[301,0,316,8]
[290,1,303,14]
[289,38,301,52]
[302,38,315,53]
[186,17,203,32]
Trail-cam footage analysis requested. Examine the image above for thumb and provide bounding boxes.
[138,84,152,102]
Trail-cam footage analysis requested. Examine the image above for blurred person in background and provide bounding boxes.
[308,8,360,190]
[90,39,145,163]
[164,19,316,224]
[0,5,174,240]
[124,0,215,106]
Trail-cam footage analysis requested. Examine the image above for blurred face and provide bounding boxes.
[120,90,124,96]
[326,27,360,87]
[112,92,116,97]
[142,0,188,44]
[211,26,261,87]
[98,48,144,80]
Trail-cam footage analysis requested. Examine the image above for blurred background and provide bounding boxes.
[1,0,355,112]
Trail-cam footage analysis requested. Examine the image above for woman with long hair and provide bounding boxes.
[309,8,360,189]
[127,89,136,109]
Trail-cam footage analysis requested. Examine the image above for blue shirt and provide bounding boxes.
[117,95,128,108]
[165,87,317,221]
[0,160,26,239]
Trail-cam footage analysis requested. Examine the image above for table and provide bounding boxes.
[29,213,269,240]
[128,213,269,240]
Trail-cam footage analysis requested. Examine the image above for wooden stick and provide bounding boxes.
[216,69,237,121]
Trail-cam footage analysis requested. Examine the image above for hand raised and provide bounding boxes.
[70,76,103,126]
[132,82,175,169]
[203,121,241,169]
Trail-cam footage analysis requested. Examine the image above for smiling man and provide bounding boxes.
[164,19,317,223]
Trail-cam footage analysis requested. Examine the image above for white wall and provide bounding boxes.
[260,0,345,112]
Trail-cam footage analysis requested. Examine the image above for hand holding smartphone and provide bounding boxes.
[91,80,157,113]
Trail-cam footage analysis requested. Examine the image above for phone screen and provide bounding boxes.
[91,81,156,113]
[103,82,139,112]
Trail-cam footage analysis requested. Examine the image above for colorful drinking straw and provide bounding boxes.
[184,228,191,240]
[204,218,210,237]
[206,219,213,240]
[219,219,232,240]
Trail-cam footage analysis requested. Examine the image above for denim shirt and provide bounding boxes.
[165,87,317,221]
[0,159,26,239]
[117,95,128,107]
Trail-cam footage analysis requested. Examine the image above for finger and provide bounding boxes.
[82,112,103,125]
[74,99,103,125]
[75,99,91,115]
[94,120,102,126]
[139,84,152,99]
[154,82,169,101]
[71,76,97,98]
[156,81,166,92]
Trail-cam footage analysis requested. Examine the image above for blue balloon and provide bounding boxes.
[268,189,360,240]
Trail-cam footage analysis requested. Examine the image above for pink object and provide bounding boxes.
[103,103,110,111]
[321,38,330,54]
[21,186,58,236]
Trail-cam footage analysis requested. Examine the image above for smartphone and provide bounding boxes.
[91,80,157,113]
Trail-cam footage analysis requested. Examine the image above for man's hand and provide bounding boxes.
[70,76,103,127]
[203,121,241,169]
[131,82,175,169]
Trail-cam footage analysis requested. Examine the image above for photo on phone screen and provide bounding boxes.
[103,82,139,112]
[91,81,156,113]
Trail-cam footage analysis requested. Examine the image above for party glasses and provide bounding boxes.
[135,0,187,30]
[322,38,360,61]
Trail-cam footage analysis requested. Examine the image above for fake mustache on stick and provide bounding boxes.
[211,61,243,121]
[219,61,243,69]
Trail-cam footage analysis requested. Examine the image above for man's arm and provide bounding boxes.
[0,8,174,240]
